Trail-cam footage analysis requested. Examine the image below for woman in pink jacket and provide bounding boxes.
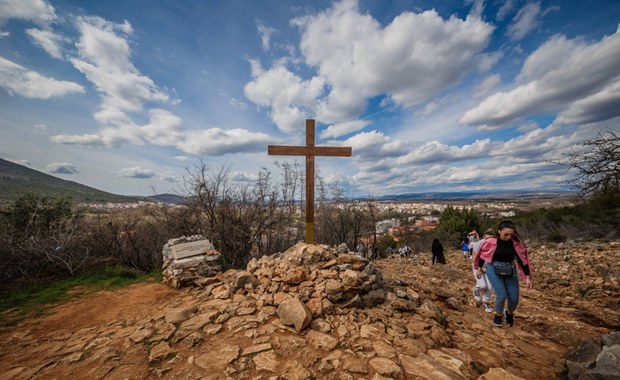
[474,220,532,327]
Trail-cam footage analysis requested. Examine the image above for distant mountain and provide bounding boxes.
[146,193,187,205]
[376,190,574,201]
[0,158,141,206]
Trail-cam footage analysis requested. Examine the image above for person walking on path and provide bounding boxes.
[471,229,495,313]
[431,238,446,265]
[461,236,470,258]
[474,220,532,327]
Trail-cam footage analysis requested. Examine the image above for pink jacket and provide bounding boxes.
[473,237,532,281]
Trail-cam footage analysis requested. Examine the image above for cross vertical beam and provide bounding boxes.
[267,119,352,244]
[305,120,315,244]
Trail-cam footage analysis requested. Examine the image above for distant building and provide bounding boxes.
[376,218,400,234]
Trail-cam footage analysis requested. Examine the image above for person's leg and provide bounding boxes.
[472,268,482,303]
[504,269,520,326]
[505,270,520,313]
[486,265,507,324]
[481,276,493,312]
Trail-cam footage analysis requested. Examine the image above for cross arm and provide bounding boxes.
[268,145,352,157]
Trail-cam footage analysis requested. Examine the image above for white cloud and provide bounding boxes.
[116,166,155,179]
[51,104,274,156]
[34,123,47,131]
[230,171,259,183]
[46,162,79,174]
[496,0,516,21]
[229,97,248,110]
[465,0,485,19]
[26,28,65,58]
[556,81,620,125]
[50,133,106,146]
[176,128,273,156]
[174,155,190,161]
[0,56,85,98]
[349,124,597,193]
[244,63,325,133]
[395,139,493,165]
[418,101,439,116]
[70,16,169,113]
[460,27,620,127]
[473,74,501,99]
[0,0,56,26]
[139,108,184,146]
[256,21,278,51]
[320,119,370,139]
[245,0,493,132]
[159,173,178,183]
[339,130,409,160]
[507,2,542,41]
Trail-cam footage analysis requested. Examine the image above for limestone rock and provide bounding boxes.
[478,367,526,379]
[368,357,403,379]
[277,298,313,332]
[148,342,177,366]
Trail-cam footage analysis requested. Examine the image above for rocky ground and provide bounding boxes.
[0,241,618,380]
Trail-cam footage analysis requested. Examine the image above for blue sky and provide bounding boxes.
[1,0,619,197]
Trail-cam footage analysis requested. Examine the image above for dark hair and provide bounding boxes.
[497,220,521,241]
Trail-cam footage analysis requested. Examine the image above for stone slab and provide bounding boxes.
[171,240,211,260]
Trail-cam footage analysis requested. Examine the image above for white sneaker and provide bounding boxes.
[483,303,492,313]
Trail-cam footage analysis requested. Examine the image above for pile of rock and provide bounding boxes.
[565,332,620,379]
[162,235,222,288]
[198,242,388,319]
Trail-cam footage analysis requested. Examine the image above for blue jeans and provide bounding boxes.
[486,262,520,315]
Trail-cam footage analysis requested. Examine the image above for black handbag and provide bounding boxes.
[494,265,513,277]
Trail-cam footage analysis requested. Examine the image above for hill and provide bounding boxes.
[0,157,140,206]
[0,242,617,379]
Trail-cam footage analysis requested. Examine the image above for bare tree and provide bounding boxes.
[558,131,620,199]
[181,160,296,268]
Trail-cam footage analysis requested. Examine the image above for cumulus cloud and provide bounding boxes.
[244,62,325,133]
[245,0,493,132]
[230,171,260,183]
[70,16,169,113]
[159,173,178,183]
[0,56,85,99]
[0,0,56,26]
[116,167,155,179]
[460,27,620,127]
[320,119,370,139]
[26,28,66,58]
[339,130,409,160]
[176,128,273,156]
[348,123,596,194]
[51,104,274,156]
[46,162,79,174]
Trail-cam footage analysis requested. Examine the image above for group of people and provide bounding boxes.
[431,220,533,327]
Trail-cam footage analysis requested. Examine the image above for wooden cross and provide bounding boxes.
[268,119,352,244]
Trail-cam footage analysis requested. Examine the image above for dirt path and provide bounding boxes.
[0,243,617,379]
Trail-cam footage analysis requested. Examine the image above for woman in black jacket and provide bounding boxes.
[431,238,446,265]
